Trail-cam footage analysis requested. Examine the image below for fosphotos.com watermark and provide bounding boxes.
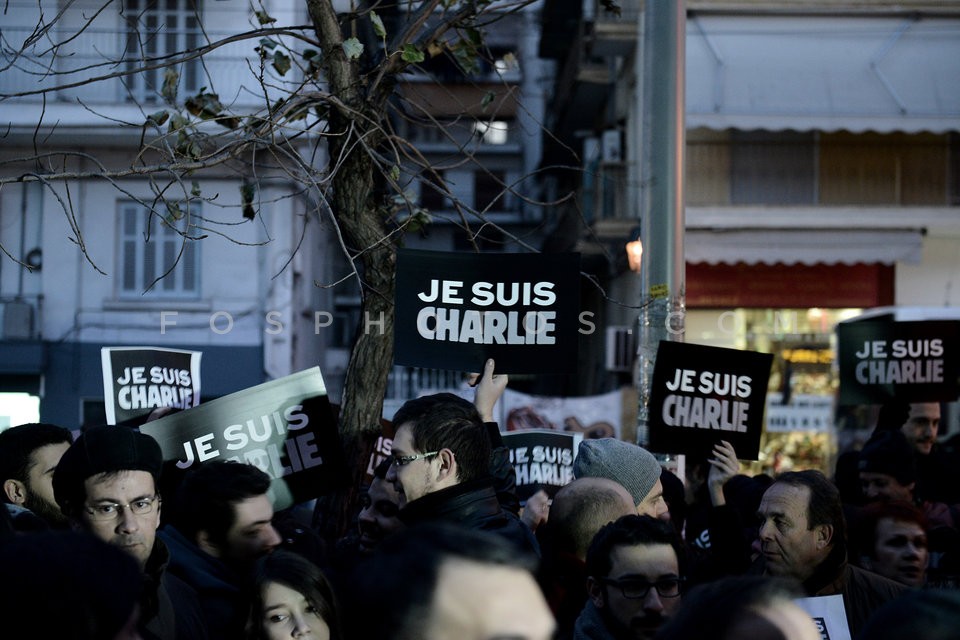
[158,309,808,338]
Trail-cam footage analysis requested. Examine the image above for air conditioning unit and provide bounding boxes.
[605,325,636,372]
[601,129,622,163]
[1,301,35,340]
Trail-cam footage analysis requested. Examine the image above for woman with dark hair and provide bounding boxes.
[247,550,342,640]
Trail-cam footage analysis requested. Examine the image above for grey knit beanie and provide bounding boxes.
[573,438,661,506]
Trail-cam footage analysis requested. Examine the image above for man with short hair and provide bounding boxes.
[754,469,904,637]
[576,514,685,640]
[876,401,959,504]
[0,422,72,529]
[540,477,637,638]
[573,438,669,521]
[160,460,282,640]
[52,424,207,640]
[356,457,404,554]
[345,522,556,640]
[385,391,537,553]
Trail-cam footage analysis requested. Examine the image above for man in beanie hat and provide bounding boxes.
[53,424,207,640]
[573,438,669,521]
[858,430,918,504]
[858,429,957,531]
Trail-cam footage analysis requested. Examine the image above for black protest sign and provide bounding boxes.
[140,367,346,505]
[837,320,960,405]
[647,341,772,460]
[394,249,581,374]
[502,429,581,501]
[101,347,202,426]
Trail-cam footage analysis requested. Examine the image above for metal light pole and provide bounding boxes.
[635,0,686,446]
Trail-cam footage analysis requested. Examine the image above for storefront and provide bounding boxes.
[684,261,901,475]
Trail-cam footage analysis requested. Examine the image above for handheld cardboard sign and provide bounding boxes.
[502,429,582,501]
[837,320,959,405]
[647,341,772,460]
[101,347,202,426]
[394,249,581,374]
[140,367,345,506]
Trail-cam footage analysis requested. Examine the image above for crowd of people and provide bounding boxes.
[1,359,959,639]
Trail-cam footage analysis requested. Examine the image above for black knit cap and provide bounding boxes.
[857,429,917,486]
[53,425,163,513]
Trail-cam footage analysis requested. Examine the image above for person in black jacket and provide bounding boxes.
[385,362,538,556]
[52,425,208,640]
[752,469,904,638]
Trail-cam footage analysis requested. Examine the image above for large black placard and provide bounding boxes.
[647,341,772,460]
[140,367,346,506]
[837,320,959,405]
[394,249,581,374]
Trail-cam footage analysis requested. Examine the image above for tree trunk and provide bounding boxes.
[305,0,398,542]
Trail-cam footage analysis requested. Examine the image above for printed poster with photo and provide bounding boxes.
[394,249,581,374]
[647,341,772,460]
[836,320,960,405]
[500,388,624,440]
[140,367,346,506]
[101,347,202,426]
[501,429,582,501]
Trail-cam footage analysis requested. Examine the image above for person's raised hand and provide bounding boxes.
[707,440,740,507]
[469,358,508,423]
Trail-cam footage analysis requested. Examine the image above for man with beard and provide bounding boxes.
[0,422,72,529]
[753,470,903,638]
[52,424,207,639]
[875,401,960,505]
[160,460,282,640]
[575,514,685,640]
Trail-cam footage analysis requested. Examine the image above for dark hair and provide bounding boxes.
[392,393,489,482]
[175,460,272,545]
[850,500,927,562]
[372,457,392,480]
[655,575,806,640]
[0,423,72,501]
[247,550,343,640]
[344,522,538,640]
[585,514,686,580]
[857,589,960,640]
[0,531,142,639]
[773,470,847,552]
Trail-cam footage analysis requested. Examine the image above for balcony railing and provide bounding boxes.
[1,25,297,107]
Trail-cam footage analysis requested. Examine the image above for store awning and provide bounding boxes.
[685,229,924,266]
[686,15,960,133]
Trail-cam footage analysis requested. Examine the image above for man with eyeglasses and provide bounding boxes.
[385,371,538,555]
[575,514,685,640]
[52,424,207,640]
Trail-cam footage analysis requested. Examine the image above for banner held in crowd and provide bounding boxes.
[647,341,772,460]
[101,346,202,426]
[502,429,582,501]
[394,249,581,374]
[836,319,959,405]
[140,367,345,506]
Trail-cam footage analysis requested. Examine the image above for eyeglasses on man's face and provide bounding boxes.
[390,451,440,467]
[599,576,684,599]
[83,495,161,522]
